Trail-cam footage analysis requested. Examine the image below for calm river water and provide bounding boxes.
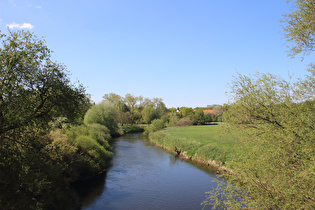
[76,133,220,210]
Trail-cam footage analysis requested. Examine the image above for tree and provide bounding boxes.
[168,107,177,113]
[141,105,157,124]
[124,94,139,123]
[192,109,205,125]
[204,71,315,209]
[204,1,315,207]
[115,111,132,125]
[282,0,315,58]
[84,101,119,135]
[102,93,122,104]
[0,30,88,135]
[213,105,223,122]
[179,107,194,117]
[155,100,168,118]
[0,30,89,208]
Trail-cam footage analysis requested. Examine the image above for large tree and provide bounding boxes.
[0,30,88,135]
[204,0,315,208]
[0,30,90,208]
[204,69,315,209]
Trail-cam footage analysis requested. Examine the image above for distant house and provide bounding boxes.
[177,109,215,115]
[202,110,215,115]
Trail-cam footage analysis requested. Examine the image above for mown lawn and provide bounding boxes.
[149,125,245,169]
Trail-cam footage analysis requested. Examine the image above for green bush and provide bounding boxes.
[84,102,119,136]
[173,117,193,126]
[121,125,145,134]
[144,119,165,134]
[66,124,113,178]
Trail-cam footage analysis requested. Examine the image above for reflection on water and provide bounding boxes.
[76,134,219,210]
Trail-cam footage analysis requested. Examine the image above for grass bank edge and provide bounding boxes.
[148,125,244,172]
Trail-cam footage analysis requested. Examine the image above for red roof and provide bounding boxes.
[202,110,215,115]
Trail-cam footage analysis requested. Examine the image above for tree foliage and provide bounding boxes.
[282,0,315,57]
[192,109,205,125]
[141,105,157,124]
[204,70,315,209]
[84,101,119,135]
[0,30,91,209]
[102,93,169,125]
[66,124,112,177]
[204,2,315,208]
[0,30,89,136]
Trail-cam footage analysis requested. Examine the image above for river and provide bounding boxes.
[76,133,220,210]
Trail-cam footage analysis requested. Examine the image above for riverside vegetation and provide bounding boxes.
[148,1,315,209]
[1,0,314,209]
[0,30,171,209]
[0,30,116,209]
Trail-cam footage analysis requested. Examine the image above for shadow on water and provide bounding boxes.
[73,173,107,207]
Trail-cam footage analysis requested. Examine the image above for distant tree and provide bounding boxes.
[213,105,223,122]
[102,93,122,104]
[192,109,205,125]
[124,94,138,108]
[179,107,194,117]
[155,100,168,118]
[168,107,177,113]
[141,105,157,124]
[124,94,139,123]
[115,111,132,126]
[203,113,212,123]
[282,0,315,58]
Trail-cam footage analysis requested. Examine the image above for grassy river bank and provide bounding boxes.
[148,125,244,171]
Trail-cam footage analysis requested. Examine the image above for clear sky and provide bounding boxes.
[1,0,313,108]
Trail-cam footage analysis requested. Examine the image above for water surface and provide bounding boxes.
[78,134,219,210]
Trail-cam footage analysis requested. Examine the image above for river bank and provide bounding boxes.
[148,125,244,172]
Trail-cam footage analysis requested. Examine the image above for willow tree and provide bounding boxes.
[203,0,315,209]
[203,70,315,209]
[282,0,315,58]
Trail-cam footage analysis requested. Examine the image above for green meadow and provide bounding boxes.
[149,125,245,169]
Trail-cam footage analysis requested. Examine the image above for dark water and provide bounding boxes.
[77,134,219,210]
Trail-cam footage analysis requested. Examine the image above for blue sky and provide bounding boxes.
[1,0,313,108]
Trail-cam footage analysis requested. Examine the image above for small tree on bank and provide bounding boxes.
[84,102,119,136]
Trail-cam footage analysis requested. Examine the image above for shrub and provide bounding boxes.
[66,124,113,178]
[121,125,145,134]
[173,117,193,126]
[84,102,119,136]
[144,119,165,134]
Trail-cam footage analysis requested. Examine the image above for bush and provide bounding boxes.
[173,117,193,126]
[121,125,145,134]
[84,102,119,136]
[66,124,113,178]
[144,119,165,134]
